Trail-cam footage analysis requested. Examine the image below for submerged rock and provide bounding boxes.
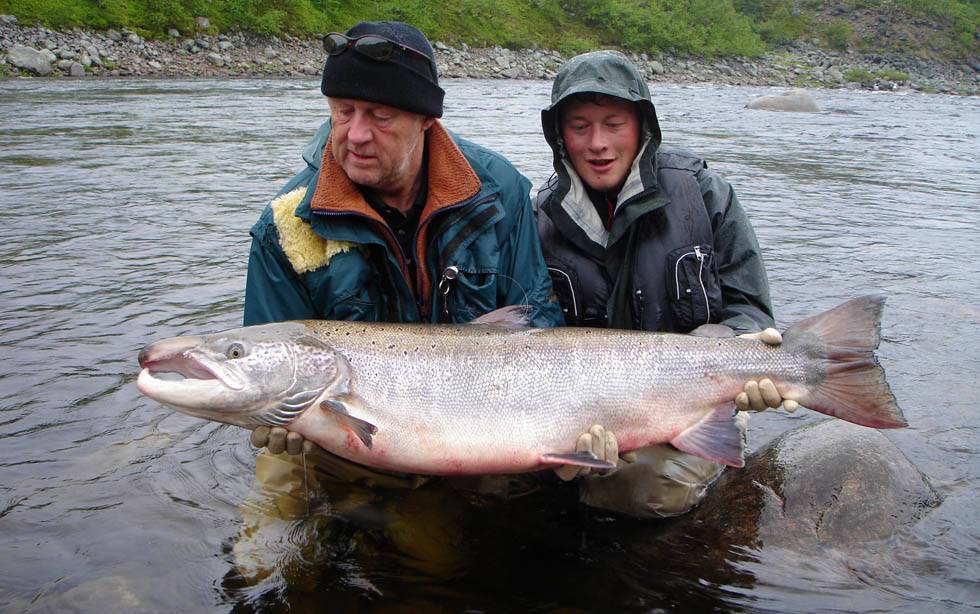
[691,419,940,552]
[610,419,941,593]
[746,88,821,112]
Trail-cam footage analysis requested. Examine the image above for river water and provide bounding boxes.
[0,77,977,612]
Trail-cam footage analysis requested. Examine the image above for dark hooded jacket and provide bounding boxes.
[536,51,773,334]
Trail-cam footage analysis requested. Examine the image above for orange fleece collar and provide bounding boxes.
[309,121,483,318]
[310,121,481,220]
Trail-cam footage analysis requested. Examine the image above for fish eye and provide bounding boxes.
[227,343,246,359]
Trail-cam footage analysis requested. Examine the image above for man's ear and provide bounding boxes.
[421,116,437,131]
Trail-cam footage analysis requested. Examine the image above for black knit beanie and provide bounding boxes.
[320,21,444,118]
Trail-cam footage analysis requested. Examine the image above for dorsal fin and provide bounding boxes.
[469,305,532,329]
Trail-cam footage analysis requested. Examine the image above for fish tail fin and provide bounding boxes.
[784,295,907,429]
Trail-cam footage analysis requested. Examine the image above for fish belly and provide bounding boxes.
[298,324,796,475]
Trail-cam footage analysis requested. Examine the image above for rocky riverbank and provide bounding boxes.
[2,15,978,95]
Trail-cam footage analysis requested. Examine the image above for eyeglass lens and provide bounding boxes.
[323,34,399,61]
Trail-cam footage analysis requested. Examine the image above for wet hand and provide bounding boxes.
[250,426,315,455]
[737,327,782,346]
[735,328,800,413]
[554,424,636,481]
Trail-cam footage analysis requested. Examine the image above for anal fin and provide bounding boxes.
[541,451,616,470]
[321,395,378,449]
[670,404,745,467]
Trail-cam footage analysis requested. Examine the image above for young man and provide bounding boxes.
[535,51,790,519]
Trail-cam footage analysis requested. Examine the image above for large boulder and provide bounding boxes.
[746,88,820,112]
[7,44,54,75]
[690,419,940,552]
[611,420,940,592]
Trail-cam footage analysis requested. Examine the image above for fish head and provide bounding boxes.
[137,322,349,428]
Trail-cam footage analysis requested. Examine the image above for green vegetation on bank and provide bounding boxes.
[1,0,977,59]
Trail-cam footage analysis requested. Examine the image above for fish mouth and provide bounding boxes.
[137,367,228,407]
[139,335,214,378]
[136,335,243,411]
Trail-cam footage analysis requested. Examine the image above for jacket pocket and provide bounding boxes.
[314,250,385,321]
[443,267,497,323]
[666,244,722,329]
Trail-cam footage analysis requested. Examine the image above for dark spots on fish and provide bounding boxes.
[430,343,436,349]
[388,344,395,349]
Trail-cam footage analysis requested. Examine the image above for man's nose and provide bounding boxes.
[347,112,372,144]
[587,126,608,151]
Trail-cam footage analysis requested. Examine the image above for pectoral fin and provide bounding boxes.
[669,404,745,467]
[320,395,378,449]
[541,451,617,470]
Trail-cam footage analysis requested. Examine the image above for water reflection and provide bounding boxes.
[0,77,977,612]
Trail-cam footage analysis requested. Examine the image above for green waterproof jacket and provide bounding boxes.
[244,120,562,329]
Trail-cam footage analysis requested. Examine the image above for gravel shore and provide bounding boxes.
[2,16,978,95]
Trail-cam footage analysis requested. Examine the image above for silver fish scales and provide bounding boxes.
[138,295,906,475]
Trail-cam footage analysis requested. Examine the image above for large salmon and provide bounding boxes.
[136,295,906,475]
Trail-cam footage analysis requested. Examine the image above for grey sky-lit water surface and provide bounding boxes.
[0,78,978,612]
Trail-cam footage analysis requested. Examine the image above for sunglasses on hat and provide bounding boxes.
[322,33,434,69]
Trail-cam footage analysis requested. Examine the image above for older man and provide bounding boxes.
[245,21,562,454]
[235,22,562,580]
[245,22,559,330]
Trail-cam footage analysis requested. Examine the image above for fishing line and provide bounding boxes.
[440,266,532,317]
[497,271,531,311]
[302,447,310,516]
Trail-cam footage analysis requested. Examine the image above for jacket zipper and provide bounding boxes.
[674,246,711,324]
[634,288,645,329]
